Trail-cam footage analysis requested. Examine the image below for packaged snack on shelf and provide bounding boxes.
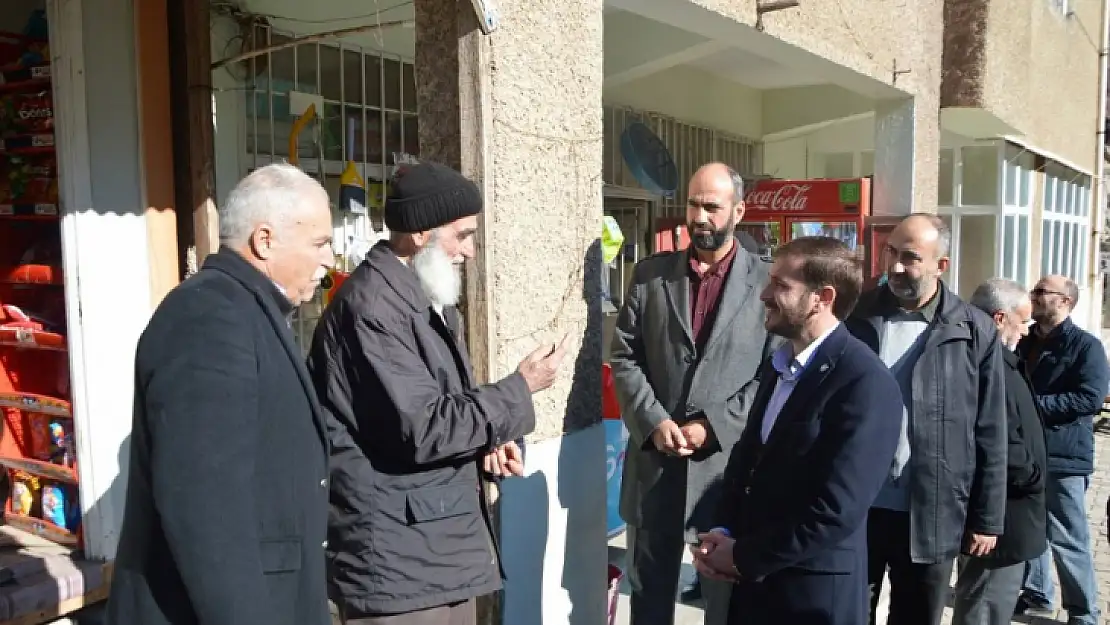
[48,419,73,467]
[11,470,40,516]
[41,483,67,528]
[0,91,54,137]
[1,155,58,204]
[27,415,52,461]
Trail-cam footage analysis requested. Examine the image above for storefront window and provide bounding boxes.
[938,149,954,206]
[815,152,854,179]
[859,151,875,178]
[959,145,999,206]
[1041,163,1091,285]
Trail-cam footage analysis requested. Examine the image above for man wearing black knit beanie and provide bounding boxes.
[307,161,571,625]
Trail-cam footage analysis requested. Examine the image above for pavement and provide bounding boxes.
[604,329,1110,625]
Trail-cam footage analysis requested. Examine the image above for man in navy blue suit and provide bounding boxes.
[693,236,904,625]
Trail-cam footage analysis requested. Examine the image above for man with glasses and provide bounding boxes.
[1015,275,1110,625]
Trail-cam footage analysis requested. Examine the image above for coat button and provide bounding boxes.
[322,540,328,548]
[319,478,327,488]
[743,486,751,495]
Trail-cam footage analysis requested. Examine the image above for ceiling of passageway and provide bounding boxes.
[603,7,826,90]
[231,0,416,57]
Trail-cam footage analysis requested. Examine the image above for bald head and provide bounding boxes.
[690,162,744,205]
[882,213,951,306]
[892,213,951,259]
[1031,273,1078,328]
[686,162,745,254]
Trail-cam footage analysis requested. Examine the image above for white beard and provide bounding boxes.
[413,238,462,309]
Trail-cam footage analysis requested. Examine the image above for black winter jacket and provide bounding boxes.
[984,348,1047,565]
[306,241,536,616]
[1018,317,1110,476]
[845,283,1007,564]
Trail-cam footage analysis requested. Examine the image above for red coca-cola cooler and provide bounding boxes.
[655,177,872,259]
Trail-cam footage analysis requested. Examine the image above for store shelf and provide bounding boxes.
[0,264,62,286]
[2,512,78,547]
[0,457,75,484]
[0,327,65,350]
[0,203,58,219]
[0,391,70,417]
[0,76,48,95]
[0,63,49,85]
[0,133,53,154]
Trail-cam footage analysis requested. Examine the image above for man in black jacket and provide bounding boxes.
[308,162,570,625]
[106,164,338,625]
[953,278,1047,624]
[1015,274,1110,625]
[845,213,1007,625]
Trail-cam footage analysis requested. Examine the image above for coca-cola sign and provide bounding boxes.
[741,179,867,215]
[745,183,811,212]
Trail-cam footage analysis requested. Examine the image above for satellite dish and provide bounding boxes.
[620,121,678,197]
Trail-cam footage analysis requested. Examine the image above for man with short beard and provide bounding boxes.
[1015,274,1109,624]
[307,162,570,625]
[611,162,775,625]
[845,213,1007,625]
[693,236,903,625]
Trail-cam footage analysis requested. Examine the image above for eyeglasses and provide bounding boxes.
[1030,288,1068,299]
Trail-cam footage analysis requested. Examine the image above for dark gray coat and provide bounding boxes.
[845,284,1007,564]
[307,241,535,616]
[107,248,331,625]
[611,243,773,540]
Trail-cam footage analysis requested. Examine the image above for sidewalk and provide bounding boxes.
[604,327,1110,624]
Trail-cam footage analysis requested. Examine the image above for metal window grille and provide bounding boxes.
[603,105,762,218]
[240,23,419,352]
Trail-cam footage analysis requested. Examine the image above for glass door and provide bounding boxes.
[736,221,782,256]
[788,220,860,250]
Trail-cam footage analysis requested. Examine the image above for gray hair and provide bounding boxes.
[970,278,1029,316]
[728,166,744,205]
[1063,276,1080,308]
[904,213,952,259]
[219,163,328,246]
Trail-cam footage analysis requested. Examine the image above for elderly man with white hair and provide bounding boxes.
[308,161,570,625]
[951,278,1047,625]
[106,163,337,625]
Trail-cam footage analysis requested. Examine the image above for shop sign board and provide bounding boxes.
[745,179,864,215]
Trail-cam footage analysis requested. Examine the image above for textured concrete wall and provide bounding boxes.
[691,0,943,211]
[414,1,605,439]
[944,0,1103,170]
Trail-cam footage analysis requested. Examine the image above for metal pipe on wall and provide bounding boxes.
[1090,0,1109,318]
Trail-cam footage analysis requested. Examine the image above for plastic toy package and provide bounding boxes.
[10,470,39,516]
[40,483,78,530]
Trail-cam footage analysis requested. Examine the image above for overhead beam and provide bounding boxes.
[606,0,908,99]
[605,40,731,88]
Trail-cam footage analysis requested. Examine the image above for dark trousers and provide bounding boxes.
[626,524,730,625]
[335,600,476,625]
[867,508,954,625]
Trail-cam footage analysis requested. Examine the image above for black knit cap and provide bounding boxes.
[383,162,483,233]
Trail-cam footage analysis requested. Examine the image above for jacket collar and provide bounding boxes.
[203,246,296,317]
[365,240,433,313]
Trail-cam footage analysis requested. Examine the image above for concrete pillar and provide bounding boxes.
[873,97,940,216]
[414,1,608,624]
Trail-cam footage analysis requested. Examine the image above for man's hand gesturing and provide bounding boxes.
[518,334,572,393]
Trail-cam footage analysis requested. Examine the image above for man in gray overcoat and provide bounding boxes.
[611,162,775,625]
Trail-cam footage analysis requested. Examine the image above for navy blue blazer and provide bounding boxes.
[716,323,904,580]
